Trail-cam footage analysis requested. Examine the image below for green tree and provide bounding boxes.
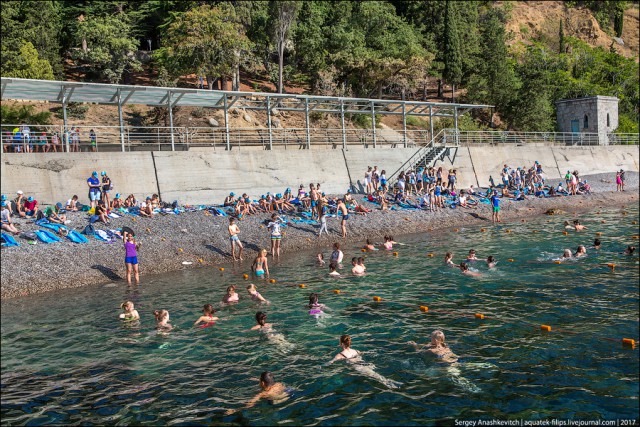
[466,8,519,125]
[72,14,141,83]
[1,42,55,80]
[1,1,63,78]
[268,1,300,93]
[442,0,462,101]
[156,4,250,90]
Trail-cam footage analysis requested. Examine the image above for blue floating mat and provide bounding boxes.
[40,222,67,233]
[67,230,89,244]
[35,229,61,243]
[1,232,20,247]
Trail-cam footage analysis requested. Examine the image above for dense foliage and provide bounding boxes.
[1,0,638,132]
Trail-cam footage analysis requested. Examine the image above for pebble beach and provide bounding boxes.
[1,171,637,299]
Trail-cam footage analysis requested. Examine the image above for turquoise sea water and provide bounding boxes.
[2,206,639,426]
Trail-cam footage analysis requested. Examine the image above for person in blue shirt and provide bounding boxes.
[490,191,501,224]
[87,171,101,209]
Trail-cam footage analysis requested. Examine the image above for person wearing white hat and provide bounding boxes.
[13,191,26,218]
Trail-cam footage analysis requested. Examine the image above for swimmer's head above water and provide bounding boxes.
[255,311,267,326]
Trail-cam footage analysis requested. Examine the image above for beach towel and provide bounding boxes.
[108,212,122,219]
[1,232,20,247]
[67,230,89,244]
[40,222,68,233]
[35,229,61,243]
[94,229,110,241]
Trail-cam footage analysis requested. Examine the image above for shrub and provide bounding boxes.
[0,104,52,125]
[53,102,89,120]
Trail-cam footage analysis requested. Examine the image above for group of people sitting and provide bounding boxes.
[1,191,69,235]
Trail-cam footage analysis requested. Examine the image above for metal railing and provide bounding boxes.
[449,130,639,146]
[387,129,448,182]
[0,125,436,152]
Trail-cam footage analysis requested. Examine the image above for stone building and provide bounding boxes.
[556,96,618,145]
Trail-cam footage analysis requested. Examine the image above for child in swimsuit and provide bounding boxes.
[225,371,291,415]
[247,284,269,304]
[328,334,361,364]
[119,301,140,322]
[363,239,377,251]
[223,285,239,303]
[308,293,327,316]
[154,309,173,332]
[486,256,497,268]
[444,252,455,267]
[383,235,393,250]
[194,304,219,328]
[252,249,269,277]
[466,249,478,262]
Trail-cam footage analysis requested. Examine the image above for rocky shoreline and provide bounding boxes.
[1,172,637,299]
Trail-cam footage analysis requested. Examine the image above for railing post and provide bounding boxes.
[266,96,273,150]
[167,91,175,151]
[305,98,311,149]
[117,89,125,152]
[453,106,459,146]
[224,94,230,151]
[429,105,434,145]
[402,103,407,148]
[371,101,376,148]
[340,100,346,149]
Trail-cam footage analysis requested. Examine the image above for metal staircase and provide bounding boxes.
[387,129,454,187]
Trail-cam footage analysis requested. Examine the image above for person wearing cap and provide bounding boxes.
[23,196,39,217]
[1,195,14,217]
[224,192,236,207]
[111,193,123,209]
[87,171,102,209]
[1,201,19,234]
[101,171,112,208]
[47,204,67,225]
[139,197,153,217]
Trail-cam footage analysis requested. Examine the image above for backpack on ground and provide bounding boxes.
[82,224,95,235]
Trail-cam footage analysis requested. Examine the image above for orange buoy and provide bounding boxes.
[393,252,398,256]
[178,248,184,253]
[622,338,636,347]
[269,279,276,284]
[540,325,552,332]
[632,221,637,225]
[334,290,341,294]
[554,260,562,264]
[507,258,514,262]
[453,228,459,232]
[198,258,204,263]
[361,248,367,252]
[427,253,434,257]
[299,284,306,288]
[505,229,512,233]
[562,231,568,236]
[132,218,137,222]
[219,267,224,271]
[475,313,485,319]
[373,296,382,302]
[595,232,602,236]
[419,305,429,312]
[243,274,249,280]
[532,230,538,233]
[607,263,616,270]
[480,228,486,232]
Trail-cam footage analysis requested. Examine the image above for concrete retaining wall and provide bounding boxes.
[2,146,637,205]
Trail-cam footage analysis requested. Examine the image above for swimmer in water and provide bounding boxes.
[119,301,140,321]
[252,249,270,278]
[593,238,601,250]
[444,252,455,267]
[574,245,587,257]
[357,257,366,272]
[328,262,341,277]
[154,309,173,331]
[308,292,328,316]
[573,219,586,231]
[363,238,377,251]
[408,330,459,363]
[223,285,240,303]
[383,235,393,250]
[251,311,272,331]
[623,245,636,255]
[194,304,219,327]
[330,243,344,264]
[316,252,326,266]
[225,371,291,415]
[327,334,402,389]
[250,311,294,351]
[247,283,270,304]
[466,249,478,262]
[486,255,497,268]
[459,262,481,277]
[561,249,573,259]
[351,257,365,275]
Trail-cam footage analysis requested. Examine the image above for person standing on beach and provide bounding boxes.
[228,217,244,260]
[267,213,283,258]
[490,190,501,224]
[338,199,348,238]
[87,171,101,209]
[123,230,140,285]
